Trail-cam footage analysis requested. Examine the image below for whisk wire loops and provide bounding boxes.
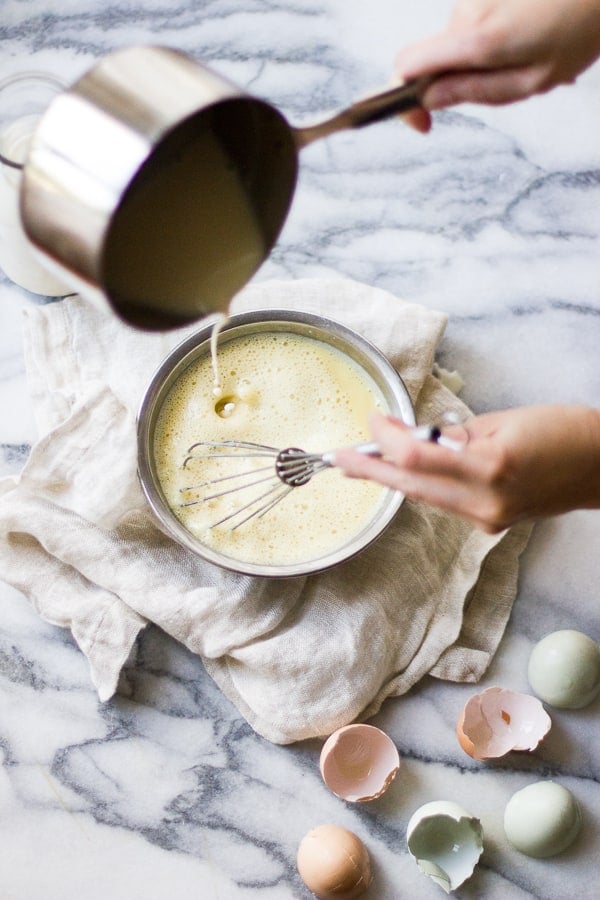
[177,416,468,531]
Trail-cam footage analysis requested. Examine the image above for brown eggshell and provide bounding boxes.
[296,824,372,899]
[320,724,400,802]
[457,687,551,760]
[456,707,476,758]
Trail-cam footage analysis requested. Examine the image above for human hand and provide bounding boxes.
[396,0,600,132]
[333,404,600,533]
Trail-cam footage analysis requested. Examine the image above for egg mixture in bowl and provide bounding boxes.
[137,309,415,577]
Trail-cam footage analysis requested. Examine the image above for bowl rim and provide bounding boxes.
[137,308,415,577]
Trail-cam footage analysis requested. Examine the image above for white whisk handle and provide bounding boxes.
[321,442,380,466]
[322,423,464,466]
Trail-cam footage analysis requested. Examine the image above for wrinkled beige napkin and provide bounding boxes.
[0,278,531,744]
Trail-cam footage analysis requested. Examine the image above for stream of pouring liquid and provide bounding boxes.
[210,313,228,399]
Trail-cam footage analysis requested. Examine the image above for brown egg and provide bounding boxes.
[296,824,372,899]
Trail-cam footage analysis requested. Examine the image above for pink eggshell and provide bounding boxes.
[457,687,551,760]
[320,724,400,802]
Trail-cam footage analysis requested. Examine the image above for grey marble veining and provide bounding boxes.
[1,1,599,898]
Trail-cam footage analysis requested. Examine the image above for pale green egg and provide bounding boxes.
[527,629,600,709]
[503,781,581,858]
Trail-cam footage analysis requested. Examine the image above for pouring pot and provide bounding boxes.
[20,46,426,330]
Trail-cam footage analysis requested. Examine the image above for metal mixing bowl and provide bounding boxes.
[137,309,415,577]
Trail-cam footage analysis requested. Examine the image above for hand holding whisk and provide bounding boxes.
[179,414,469,530]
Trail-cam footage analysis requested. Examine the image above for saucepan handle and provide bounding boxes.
[294,77,430,149]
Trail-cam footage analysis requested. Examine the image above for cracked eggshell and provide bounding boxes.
[456,687,551,760]
[296,824,372,899]
[406,800,484,894]
[319,724,400,802]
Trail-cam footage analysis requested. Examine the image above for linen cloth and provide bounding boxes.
[0,278,531,744]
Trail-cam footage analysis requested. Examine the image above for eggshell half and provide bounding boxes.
[457,687,551,760]
[296,824,372,899]
[320,724,400,802]
[406,800,483,894]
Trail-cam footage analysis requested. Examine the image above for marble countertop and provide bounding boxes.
[1,1,599,898]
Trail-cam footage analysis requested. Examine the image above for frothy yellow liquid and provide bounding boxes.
[154,332,388,566]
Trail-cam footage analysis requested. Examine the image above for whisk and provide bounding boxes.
[179,419,467,530]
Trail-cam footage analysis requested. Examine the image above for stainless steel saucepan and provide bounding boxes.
[20,46,427,330]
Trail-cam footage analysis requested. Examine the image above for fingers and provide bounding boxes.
[395,30,484,82]
[333,404,599,532]
[332,414,473,482]
[367,413,483,478]
[334,447,506,534]
[331,412,513,533]
[333,438,473,488]
[421,64,552,109]
[395,12,558,113]
[400,107,433,133]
